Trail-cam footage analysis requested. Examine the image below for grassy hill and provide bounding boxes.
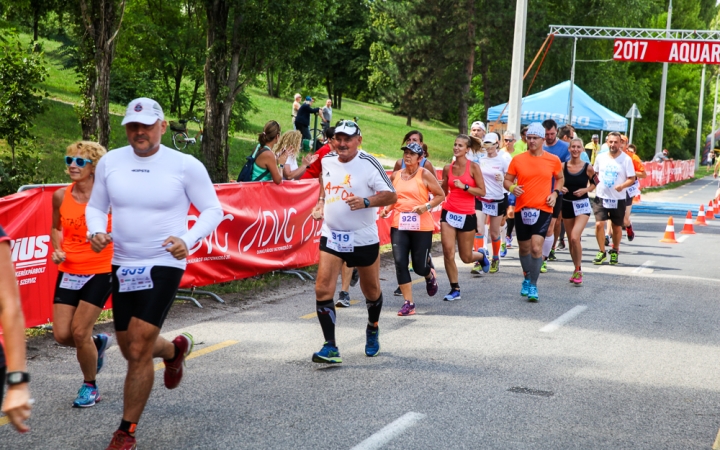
[0,32,459,184]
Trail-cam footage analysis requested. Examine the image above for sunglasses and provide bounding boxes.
[65,156,93,167]
[335,119,359,129]
[504,139,514,142]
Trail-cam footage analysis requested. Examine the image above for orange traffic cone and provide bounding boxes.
[633,194,642,204]
[695,205,708,226]
[660,217,678,243]
[707,201,715,220]
[680,211,696,234]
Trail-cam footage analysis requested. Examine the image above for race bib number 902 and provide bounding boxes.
[445,212,467,229]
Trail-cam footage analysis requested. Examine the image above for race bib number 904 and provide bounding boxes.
[117,266,154,293]
[399,212,421,231]
[521,208,540,225]
[327,230,354,252]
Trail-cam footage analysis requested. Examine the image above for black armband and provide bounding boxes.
[590,174,600,185]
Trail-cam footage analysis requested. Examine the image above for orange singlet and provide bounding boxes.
[391,168,434,231]
[58,183,113,275]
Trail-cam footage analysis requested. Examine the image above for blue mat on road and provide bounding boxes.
[632,202,702,216]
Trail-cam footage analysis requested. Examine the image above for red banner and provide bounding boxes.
[613,39,720,64]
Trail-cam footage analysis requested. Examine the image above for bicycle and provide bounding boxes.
[170,117,203,151]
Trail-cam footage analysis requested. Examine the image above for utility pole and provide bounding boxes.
[567,38,578,126]
[655,0,672,155]
[695,64,706,170]
[713,73,719,159]
[507,0,527,136]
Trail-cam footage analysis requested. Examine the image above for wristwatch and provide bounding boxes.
[554,189,561,196]
[463,184,470,191]
[426,202,432,212]
[6,371,30,386]
[363,198,371,208]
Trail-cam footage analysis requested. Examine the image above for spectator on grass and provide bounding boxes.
[321,99,333,131]
[292,94,302,129]
[295,97,320,142]
[274,130,319,180]
[252,120,288,184]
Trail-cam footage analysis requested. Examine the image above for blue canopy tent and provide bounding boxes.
[487,81,627,132]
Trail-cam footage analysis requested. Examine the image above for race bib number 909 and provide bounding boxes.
[117,266,154,293]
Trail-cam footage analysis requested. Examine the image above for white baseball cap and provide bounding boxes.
[335,120,361,137]
[121,98,165,126]
[483,133,499,144]
[471,121,486,131]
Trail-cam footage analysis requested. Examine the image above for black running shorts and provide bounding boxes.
[592,197,626,227]
[0,366,5,407]
[514,209,553,241]
[474,195,509,217]
[561,197,591,219]
[440,209,478,232]
[319,237,380,268]
[111,265,185,332]
[53,272,112,309]
[552,193,563,218]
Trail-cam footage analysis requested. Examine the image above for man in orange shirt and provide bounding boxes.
[504,122,564,302]
[622,140,647,241]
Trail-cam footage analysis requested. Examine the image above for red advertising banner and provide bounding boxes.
[613,39,720,64]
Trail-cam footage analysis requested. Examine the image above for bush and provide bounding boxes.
[0,148,44,197]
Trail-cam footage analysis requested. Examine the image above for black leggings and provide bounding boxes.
[0,365,5,407]
[391,228,433,285]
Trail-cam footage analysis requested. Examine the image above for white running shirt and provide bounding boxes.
[86,145,223,269]
[320,150,395,246]
[593,151,636,200]
[480,153,511,200]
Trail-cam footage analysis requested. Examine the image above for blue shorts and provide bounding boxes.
[508,193,516,206]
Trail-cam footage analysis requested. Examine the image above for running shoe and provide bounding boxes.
[609,249,619,265]
[409,263,414,273]
[521,278,531,297]
[604,235,610,246]
[572,271,583,286]
[350,268,359,287]
[527,284,539,302]
[398,301,415,316]
[479,250,490,273]
[73,383,100,408]
[443,289,461,301]
[548,250,557,261]
[164,332,194,390]
[489,258,500,273]
[500,242,507,257]
[394,286,402,296]
[557,240,566,251]
[312,342,342,364]
[336,291,350,308]
[470,261,482,275]
[627,225,635,242]
[365,327,380,357]
[506,235,513,248]
[106,430,137,450]
[540,260,547,273]
[95,333,113,374]
[593,251,607,265]
[425,268,438,297]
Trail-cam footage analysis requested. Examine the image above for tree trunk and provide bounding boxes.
[173,68,184,117]
[337,91,342,110]
[33,7,40,42]
[275,71,282,98]
[188,78,201,116]
[266,68,274,96]
[458,0,476,135]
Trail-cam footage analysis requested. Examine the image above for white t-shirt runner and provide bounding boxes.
[320,150,395,246]
[86,145,223,270]
[593,151,636,201]
[479,153,511,200]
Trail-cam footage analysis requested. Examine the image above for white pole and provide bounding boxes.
[507,0,528,135]
[568,38,578,127]
[629,114,635,144]
[655,0,672,155]
[695,64,706,170]
[712,73,719,162]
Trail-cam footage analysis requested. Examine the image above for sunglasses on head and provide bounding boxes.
[65,156,93,167]
[335,119,359,128]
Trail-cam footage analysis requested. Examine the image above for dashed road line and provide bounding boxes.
[539,306,587,333]
[633,260,656,274]
[677,235,690,243]
[154,340,239,371]
[351,412,426,450]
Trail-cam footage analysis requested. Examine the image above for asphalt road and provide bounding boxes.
[2,186,720,449]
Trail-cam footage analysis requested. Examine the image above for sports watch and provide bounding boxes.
[463,184,470,191]
[6,371,30,385]
[363,198,371,208]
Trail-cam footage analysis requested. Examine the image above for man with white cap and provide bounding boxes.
[503,122,564,302]
[470,121,486,141]
[309,119,396,363]
[86,97,223,449]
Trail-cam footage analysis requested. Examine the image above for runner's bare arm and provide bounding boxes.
[345,191,397,211]
[503,172,523,196]
[393,159,402,172]
[410,169,445,214]
[50,189,66,264]
[547,171,565,206]
[311,174,325,220]
[441,165,450,195]
[381,172,399,216]
[614,175,637,192]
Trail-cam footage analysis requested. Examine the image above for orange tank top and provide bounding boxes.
[391,168,434,231]
[58,183,113,275]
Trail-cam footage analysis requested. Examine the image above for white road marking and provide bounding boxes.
[633,260,656,274]
[351,412,426,450]
[539,305,588,333]
[676,235,690,243]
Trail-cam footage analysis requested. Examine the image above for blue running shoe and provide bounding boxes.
[520,279,531,297]
[443,289,461,301]
[312,342,342,364]
[500,242,507,257]
[73,383,100,408]
[527,284,539,302]
[479,250,490,273]
[95,333,113,374]
[365,328,380,357]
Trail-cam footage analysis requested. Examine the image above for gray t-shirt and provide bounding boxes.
[321,106,332,124]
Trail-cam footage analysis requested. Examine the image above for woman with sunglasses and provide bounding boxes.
[440,135,489,301]
[51,141,114,408]
[250,120,289,184]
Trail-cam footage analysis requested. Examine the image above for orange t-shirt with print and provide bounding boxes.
[506,151,562,214]
[624,150,646,174]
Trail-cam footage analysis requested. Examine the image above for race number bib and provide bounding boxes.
[116,266,154,293]
[602,198,618,209]
[521,208,540,225]
[59,273,94,291]
[572,198,592,215]
[399,212,421,231]
[627,181,640,198]
[327,230,354,252]
[481,201,499,217]
[445,212,467,229]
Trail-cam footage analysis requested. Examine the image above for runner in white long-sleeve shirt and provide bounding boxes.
[86,98,222,450]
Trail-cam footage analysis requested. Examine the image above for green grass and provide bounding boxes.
[641,174,706,193]
[1,32,459,182]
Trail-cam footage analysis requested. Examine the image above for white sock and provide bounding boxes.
[500,223,507,244]
[543,234,554,258]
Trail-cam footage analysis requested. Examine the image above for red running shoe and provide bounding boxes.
[425,268,438,296]
[106,430,137,450]
[164,332,194,390]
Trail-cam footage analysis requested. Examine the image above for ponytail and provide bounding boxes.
[258,120,281,147]
[457,134,482,152]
